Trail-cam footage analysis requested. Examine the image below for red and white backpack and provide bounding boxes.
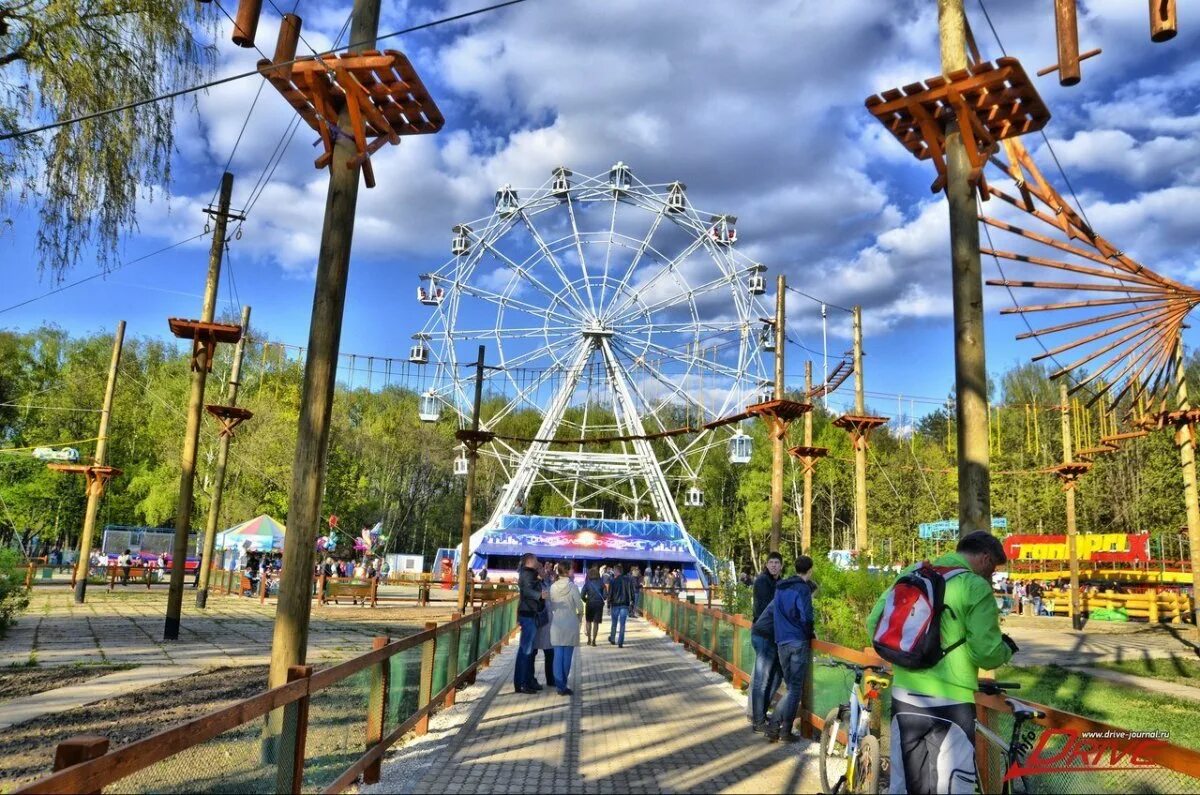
[872,563,967,669]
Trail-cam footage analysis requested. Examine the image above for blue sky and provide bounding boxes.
[2,0,1199,424]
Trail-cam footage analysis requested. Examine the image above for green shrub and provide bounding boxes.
[0,548,31,637]
[811,558,891,649]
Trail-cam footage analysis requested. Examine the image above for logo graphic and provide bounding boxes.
[1005,728,1169,781]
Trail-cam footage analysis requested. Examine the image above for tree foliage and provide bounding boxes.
[1,324,1198,574]
[0,1,216,278]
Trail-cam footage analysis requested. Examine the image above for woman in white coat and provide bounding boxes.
[549,562,584,696]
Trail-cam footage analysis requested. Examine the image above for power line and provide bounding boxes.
[0,0,537,143]
[786,285,852,314]
[0,233,208,316]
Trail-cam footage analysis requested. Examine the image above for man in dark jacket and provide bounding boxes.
[514,552,543,694]
[767,555,816,743]
[747,552,783,728]
[607,563,634,647]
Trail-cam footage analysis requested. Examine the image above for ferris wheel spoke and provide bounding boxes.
[450,280,579,328]
[565,194,600,317]
[627,335,751,385]
[611,267,744,328]
[606,339,696,476]
[479,239,582,320]
[604,233,707,322]
[489,338,589,426]
[601,204,668,322]
[518,210,592,317]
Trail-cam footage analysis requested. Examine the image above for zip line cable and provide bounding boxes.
[0,233,209,316]
[0,0,537,143]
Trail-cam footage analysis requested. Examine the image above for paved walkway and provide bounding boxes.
[370,618,820,794]
[1006,621,1198,666]
[1071,666,1200,702]
[0,588,455,669]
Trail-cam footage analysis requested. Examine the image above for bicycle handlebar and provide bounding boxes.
[978,680,1022,695]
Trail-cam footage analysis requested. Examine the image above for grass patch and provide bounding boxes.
[996,664,1200,751]
[1092,656,1200,687]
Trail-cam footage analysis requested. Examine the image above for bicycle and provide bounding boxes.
[817,660,890,794]
[975,680,1046,795]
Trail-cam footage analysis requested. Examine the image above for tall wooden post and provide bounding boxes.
[72,321,125,603]
[770,275,786,552]
[458,345,486,613]
[164,172,233,640]
[267,0,382,694]
[938,0,991,538]
[197,305,252,608]
[1059,382,1083,629]
[801,360,814,554]
[852,306,868,553]
[1172,337,1200,636]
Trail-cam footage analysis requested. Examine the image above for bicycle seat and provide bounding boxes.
[1005,698,1046,720]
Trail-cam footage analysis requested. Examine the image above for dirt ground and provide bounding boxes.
[0,665,270,790]
[0,665,133,704]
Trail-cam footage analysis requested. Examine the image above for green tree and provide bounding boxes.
[0,0,216,277]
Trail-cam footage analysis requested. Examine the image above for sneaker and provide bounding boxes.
[608,637,615,645]
[618,643,623,648]
[751,721,768,734]
[765,725,780,743]
[779,731,799,744]
[516,686,539,695]
[531,681,544,691]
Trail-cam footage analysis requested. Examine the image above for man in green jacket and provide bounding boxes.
[866,531,1017,794]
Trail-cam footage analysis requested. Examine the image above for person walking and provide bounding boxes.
[766,555,817,743]
[534,597,555,691]
[582,566,605,646]
[607,563,634,647]
[630,566,643,617]
[514,552,544,695]
[867,531,1017,794]
[550,562,584,696]
[747,551,784,725]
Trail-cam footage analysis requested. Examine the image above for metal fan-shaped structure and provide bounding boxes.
[409,163,773,578]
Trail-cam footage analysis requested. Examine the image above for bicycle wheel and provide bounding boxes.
[819,706,851,794]
[856,734,882,794]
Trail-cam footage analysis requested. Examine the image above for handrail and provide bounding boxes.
[16,595,520,795]
[642,589,1200,788]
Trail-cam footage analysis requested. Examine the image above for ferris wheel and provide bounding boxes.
[408,162,774,530]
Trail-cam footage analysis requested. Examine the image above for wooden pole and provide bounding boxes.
[770,275,786,552]
[1059,382,1083,629]
[1171,336,1200,637]
[802,360,814,554]
[73,321,124,604]
[267,0,382,696]
[458,345,486,613]
[939,0,992,539]
[852,306,868,553]
[164,172,233,640]
[1053,0,1082,86]
[197,305,251,608]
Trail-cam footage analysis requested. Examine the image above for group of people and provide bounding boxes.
[316,556,389,581]
[997,577,1055,616]
[644,566,686,593]
[743,532,1015,794]
[512,554,645,696]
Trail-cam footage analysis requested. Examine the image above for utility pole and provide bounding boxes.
[72,321,125,603]
[196,305,252,608]
[1059,382,1083,630]
[1171,336,1200,637]
[801,360,814,554]
[268,0,382,692]
[852,306,869,553]
[770,275,786,552]
[458,345,489,612]
[164,172,234,641]
[938,0,991,537]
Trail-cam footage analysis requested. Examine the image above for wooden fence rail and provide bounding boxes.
[16,596,519,795]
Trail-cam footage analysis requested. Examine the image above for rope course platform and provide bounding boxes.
[832,414,888,450]
[1044,461,1092,490]
[865,57,1050,194]
[258,49,444,188]
[787,444,828,475]
[168,319,243,373]
[205,404,254,438]
[47,463,123,497]
[745,398,812,439]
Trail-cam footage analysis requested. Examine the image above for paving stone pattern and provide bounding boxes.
[391,618,821,794]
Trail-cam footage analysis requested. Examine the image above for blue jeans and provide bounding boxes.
[774,639,810,734]
[515,616,538,689]
[552,645,575,692]
[750,634,782,725]
[609,605,629,644]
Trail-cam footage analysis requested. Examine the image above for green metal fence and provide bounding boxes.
[643,590,1200,794]
[19,596,519,795]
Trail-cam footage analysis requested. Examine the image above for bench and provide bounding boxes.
[106,565,153,591]
[322,578,378,607]
[472,583,516,608]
